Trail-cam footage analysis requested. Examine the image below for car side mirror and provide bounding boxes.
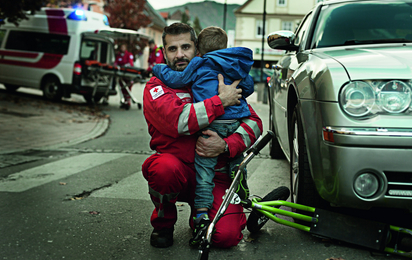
[267,31,299,51]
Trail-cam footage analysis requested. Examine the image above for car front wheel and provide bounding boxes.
[290,106,323,210]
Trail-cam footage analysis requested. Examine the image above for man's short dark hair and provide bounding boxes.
[148,39,155,45]
[162,23,197,48]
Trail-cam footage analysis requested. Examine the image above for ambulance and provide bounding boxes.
[0,8,119,102]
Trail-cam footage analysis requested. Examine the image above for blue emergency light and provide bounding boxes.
[68,9,87,21]
[103,15,109,26]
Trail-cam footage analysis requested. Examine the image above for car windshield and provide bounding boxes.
[312,1,412,48]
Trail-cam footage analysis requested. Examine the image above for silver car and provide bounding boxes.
[267,0,412,212]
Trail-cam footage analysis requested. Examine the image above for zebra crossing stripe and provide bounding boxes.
[0,153,126,192]
[90,172,150,200]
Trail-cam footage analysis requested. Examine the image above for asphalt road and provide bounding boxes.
[0,83,410,260]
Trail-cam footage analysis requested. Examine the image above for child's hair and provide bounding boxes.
[197,26,228,55]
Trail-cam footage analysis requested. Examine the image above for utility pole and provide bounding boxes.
[223,0,227,31]
[260,0,266,82]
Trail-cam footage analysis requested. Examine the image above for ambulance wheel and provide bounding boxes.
[42,77,63,101]
[4,84,20,92]
[83,94,103,104]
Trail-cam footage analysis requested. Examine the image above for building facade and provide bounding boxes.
[235,0,322,68]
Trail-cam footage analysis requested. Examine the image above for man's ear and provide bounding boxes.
[162,49,167,62]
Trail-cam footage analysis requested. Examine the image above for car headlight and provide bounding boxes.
[339,80,412,117]
[378,80,411,113]
[339,81,375,117]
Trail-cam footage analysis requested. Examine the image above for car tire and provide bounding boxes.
[290,105,326,221]
[4,84,20,92]
[269,109,285,159]
[42,76,63,101]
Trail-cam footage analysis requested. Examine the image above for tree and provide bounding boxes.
[104,0,151,30]
[181,11,189,25]
[0,0,45,26]
[193,16,202,36]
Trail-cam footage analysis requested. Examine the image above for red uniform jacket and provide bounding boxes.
[147,45,165,72]
[143,77,263,167]
[115,50,134,67]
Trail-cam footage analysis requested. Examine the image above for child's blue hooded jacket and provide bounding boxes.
[153,47,254,120]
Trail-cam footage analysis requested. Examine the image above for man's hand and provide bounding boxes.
[195,130,226,157]
[217,74,242,108]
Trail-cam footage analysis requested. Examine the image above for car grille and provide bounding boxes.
[385,171,412,197]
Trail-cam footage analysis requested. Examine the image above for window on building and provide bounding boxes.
[277,0,287,7]
[256,20,268,38]
[282,21,293,31]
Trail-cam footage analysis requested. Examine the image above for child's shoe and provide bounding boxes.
[189,214,211,247]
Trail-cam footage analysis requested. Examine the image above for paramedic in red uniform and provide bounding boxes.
[146,39,165,77]
[142,23,263,249]
[115,44,134,109]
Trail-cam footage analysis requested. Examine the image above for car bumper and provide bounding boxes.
[301,101,412,211]
[321,129,412,210]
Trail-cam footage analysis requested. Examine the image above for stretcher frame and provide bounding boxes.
[84,60,146,108]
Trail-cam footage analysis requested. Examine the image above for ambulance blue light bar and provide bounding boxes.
[103,15,109,26]
[68,9,87,21]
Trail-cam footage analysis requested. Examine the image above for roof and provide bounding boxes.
[144,1,167,30]
[159,12,169,19]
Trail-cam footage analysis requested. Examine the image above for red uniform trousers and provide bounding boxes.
[119,78,133,102]
[142,152,246,248]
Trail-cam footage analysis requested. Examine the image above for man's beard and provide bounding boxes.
[167,58,190,71]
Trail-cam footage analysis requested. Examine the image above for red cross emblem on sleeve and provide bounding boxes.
[150,86,165,100]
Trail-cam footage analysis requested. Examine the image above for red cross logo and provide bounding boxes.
[153,87,159,93]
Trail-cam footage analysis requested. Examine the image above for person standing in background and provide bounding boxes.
[146,39,165,77]
[115,44,134,109]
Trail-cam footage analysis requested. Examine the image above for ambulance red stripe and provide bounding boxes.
[0,53,63,69]
[0,50,39,58]
[45,9,68,35]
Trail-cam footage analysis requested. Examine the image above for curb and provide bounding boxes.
[0,118,110,155]
[39,117,110,150]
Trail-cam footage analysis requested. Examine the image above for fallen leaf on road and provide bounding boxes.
[326,258,345,260]
[244,236,255,243]
[59,182,67,185]
[89,211,100,215]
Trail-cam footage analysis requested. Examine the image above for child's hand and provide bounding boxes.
[217,74,242,107]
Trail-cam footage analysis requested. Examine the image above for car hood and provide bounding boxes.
[322,44,412,80]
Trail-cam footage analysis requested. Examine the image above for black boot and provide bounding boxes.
[150,227,174,248]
